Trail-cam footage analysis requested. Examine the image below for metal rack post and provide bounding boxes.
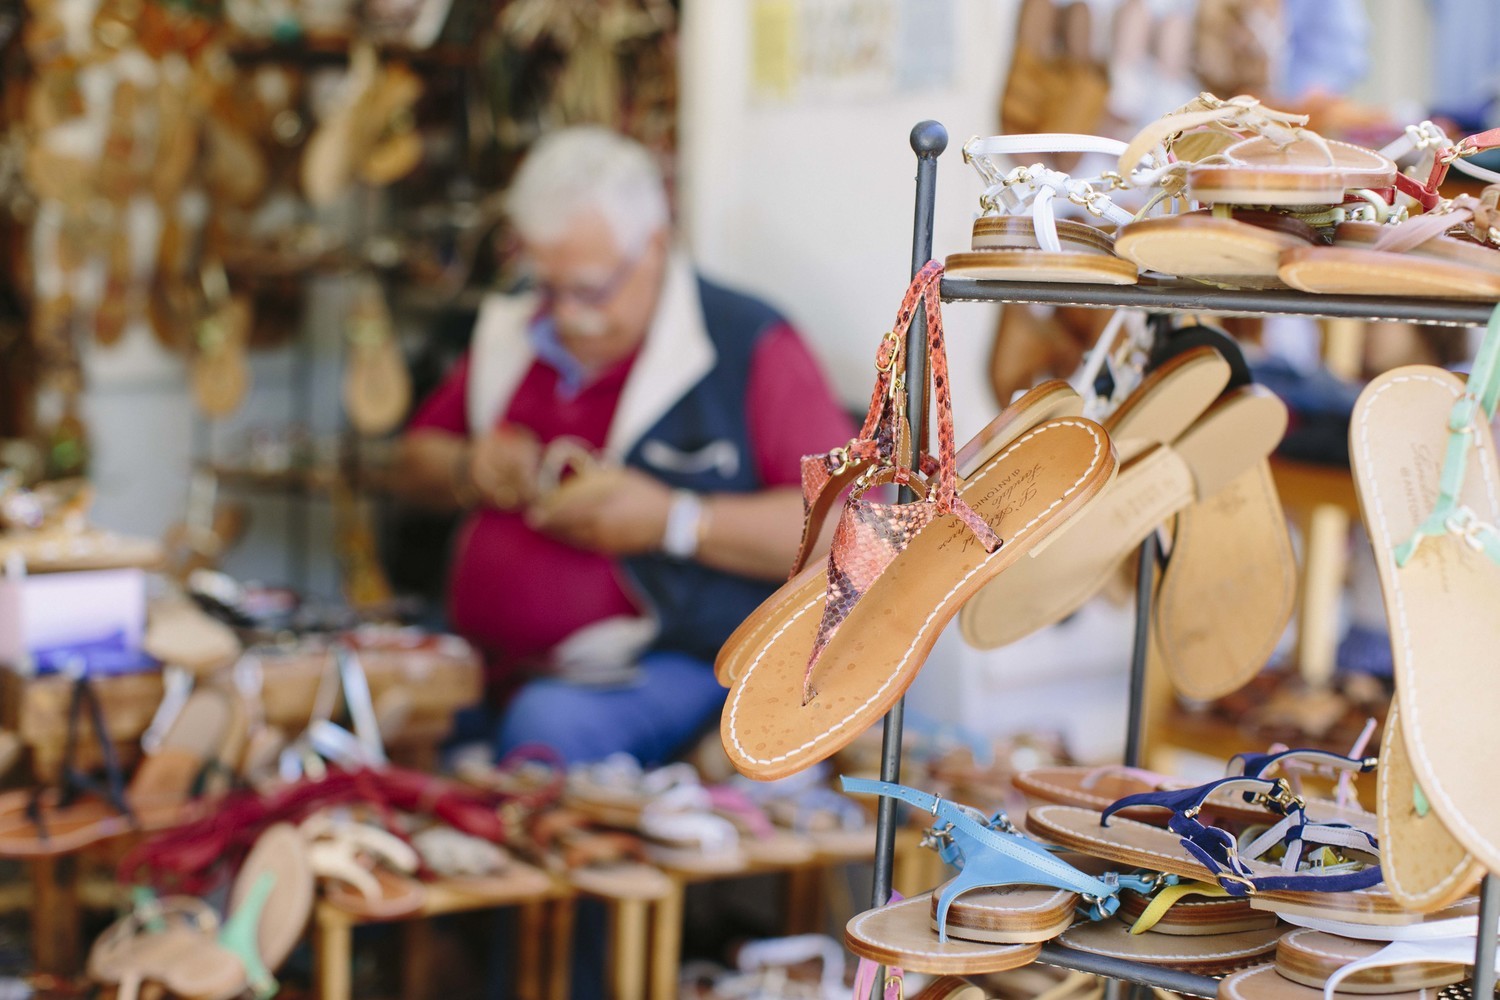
[1476,874,1499,994]
[1122,534,1158,769]
[869,121,949,923]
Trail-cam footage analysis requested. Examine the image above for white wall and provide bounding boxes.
[677,0,1135,756]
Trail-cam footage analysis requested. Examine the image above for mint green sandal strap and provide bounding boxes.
[1396,302,1500,566]
[219,871,278,1000]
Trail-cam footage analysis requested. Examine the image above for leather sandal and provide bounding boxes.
[94,822,314,1000]
[0,679,241,858]
[1350,309,1500,883]
[301,809,427,919]
[1028,781,1394,923]
[949,134,1145,285]
[957,344,1238,651]
[1217,963,1441,1000]
[841,778,1167,975]
[1276,928,1470,995]
[1058,916,1282,975]
[1281,186,1500,299]
[722,262,1116,781]
[843,779,1165,942]
[715,377,1083,688]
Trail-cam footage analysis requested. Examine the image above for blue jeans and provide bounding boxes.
[491,650,727,767]
[475,651,725,998]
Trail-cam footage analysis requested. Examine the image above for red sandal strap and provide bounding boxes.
[800,263,1001,701]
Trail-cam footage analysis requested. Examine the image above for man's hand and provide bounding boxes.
[469,426,542,510]
[527,466,674,555]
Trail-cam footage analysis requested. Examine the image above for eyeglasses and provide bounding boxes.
[530,249,643,311]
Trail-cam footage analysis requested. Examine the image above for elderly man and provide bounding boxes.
[397,126,853,765]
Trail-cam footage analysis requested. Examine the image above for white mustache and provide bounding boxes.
[557,310,609,339]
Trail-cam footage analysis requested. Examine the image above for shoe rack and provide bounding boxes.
[865,119,1500,999]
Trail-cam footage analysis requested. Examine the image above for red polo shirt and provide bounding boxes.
[407,322,855,681]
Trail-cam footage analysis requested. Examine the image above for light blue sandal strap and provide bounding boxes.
[218,871,278,1000]
[841,777,1165,940]
[1397,302,1500,566]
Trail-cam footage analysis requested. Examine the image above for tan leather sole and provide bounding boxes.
[714,380,1083,687]
[1116,888,1278,937]
[1189,137,1396,208]
[1059,918,1282,975]
[930,882,1077,944]
[723,418,1115,780]
[1116,213,1314,284]
[946,250,1139,285]
[1275,929,1467,993]
[845,895,1042,975]
[1353,366,1500,875]
[1025,805,1400,925]
[960,348,1236,650]
[1218,964,1439,1000]
[1280,221,1500,298]
[1377,705,1482,914]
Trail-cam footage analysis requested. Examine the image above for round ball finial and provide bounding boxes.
[910,121,948,157]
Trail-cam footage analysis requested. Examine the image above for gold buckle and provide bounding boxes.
[874,329,903,372]
[1254,778,1304,813]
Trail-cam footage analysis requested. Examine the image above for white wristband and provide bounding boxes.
[662,490,705,560]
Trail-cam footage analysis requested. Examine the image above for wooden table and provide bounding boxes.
[312,863,574,1000]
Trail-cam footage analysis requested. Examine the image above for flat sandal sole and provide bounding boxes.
[1275,929,1467,994]
[945,251,1139,284]
[723,418,1115,781]
[1352,367,1500,874]
[1219,964,1440,1000]
[1280,246,1500,298]
[846,895,1042,975]
[1117,214,1311,281]
[1060,918,1281,975]
[932,882,1077,944]
[1377,705,1482,914]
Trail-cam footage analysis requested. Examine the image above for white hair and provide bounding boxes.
[504,126,670,257]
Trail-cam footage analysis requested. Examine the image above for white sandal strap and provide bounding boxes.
[1323,937,1494,1000]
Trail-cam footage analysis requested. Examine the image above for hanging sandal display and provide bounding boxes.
[720,262,1116,781]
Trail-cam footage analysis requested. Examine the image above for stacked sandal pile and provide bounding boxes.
[841,744,1495,1000]
[947,93,1500,297]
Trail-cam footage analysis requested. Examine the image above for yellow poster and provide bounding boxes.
[751,0,799,100]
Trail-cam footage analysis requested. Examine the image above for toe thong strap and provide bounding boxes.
[841,778,1160,937]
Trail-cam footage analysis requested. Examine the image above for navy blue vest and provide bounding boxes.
[619,276,786,662]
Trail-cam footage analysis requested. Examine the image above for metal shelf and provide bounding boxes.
[940,277,1499,327]
[1032,944,1220,997]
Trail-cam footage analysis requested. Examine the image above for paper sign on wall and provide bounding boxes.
[750,0,956,104]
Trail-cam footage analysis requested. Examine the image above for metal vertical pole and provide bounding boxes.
[1475,874,1499,996]
[869,119,947,918]
[1123,534,1158,769]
